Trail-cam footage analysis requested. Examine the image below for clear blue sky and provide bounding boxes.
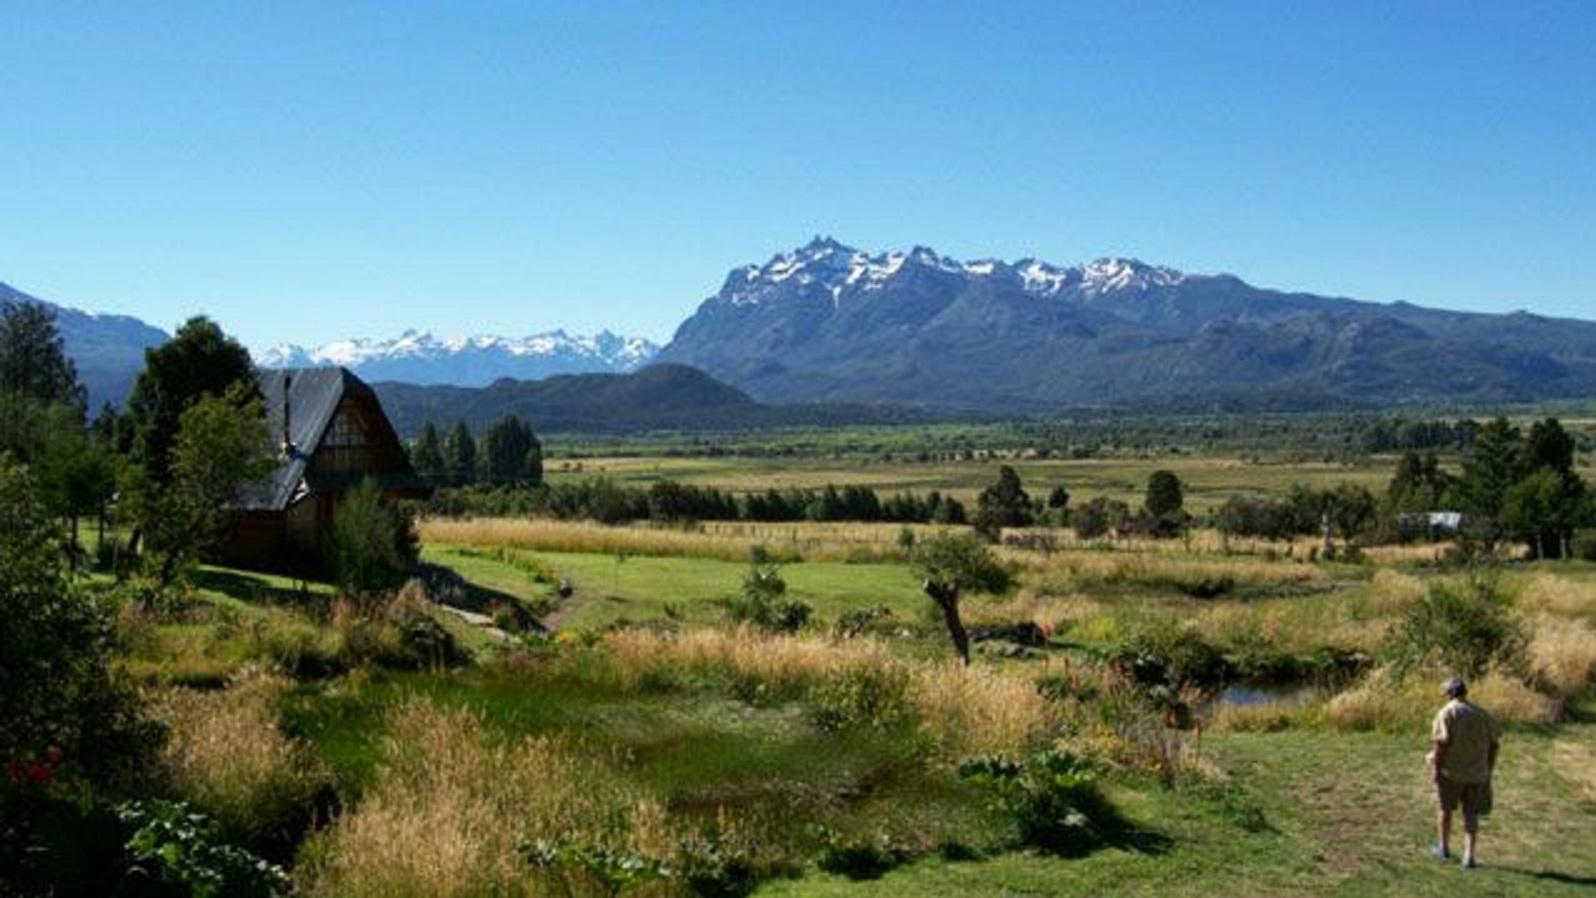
[3,1,1593,348]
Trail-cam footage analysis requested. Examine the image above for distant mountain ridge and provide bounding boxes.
[0,282,168,410]
[259,328,659,386]
[657,238,1596,411]
[372,364,928,435]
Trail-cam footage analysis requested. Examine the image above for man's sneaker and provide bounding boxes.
[1461,857,1478,869]
[1429,844,1451,861]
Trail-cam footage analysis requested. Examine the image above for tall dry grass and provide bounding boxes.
[1527,613,1596,698]
[150,667,328,838]
[595,628,1050,758]
[1025,550,1330,595]
[1325,666,1561,731]
[302,698,649,898]
[1517,573,1596,619]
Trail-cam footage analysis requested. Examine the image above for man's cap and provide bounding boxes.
[1442,677,1467,698]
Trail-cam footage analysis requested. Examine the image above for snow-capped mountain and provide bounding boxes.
[715,237,1189,308]
[658,237,1596,411]
[258,329,660,387]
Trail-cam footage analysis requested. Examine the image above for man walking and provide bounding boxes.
[1428,677,1500,869]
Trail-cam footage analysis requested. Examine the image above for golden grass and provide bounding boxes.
[302,698,649,898]
[595,627,1049,758]
[1326,666,1561,732]
[1025,549,1330,593]
[1206,696,1310,733]
[1518,572,1596,619]
[150,667,327,837]
[1527,614,1596,698]
[909,662,1053,757]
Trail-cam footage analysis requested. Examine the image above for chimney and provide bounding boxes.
[281,373,295,458]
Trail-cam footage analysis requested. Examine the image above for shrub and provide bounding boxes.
[0,457,153,784]
[725,545,811,633]
[327,478,419,597]
[1386,578,1524,679]
[811,664,913,733]
[1111,622,1231,691]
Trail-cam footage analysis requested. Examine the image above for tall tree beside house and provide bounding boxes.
[480,414,543,484]
[128,387,271,586]
[127,316,256,486]
[411,422,446,480]
[444,420,477,484]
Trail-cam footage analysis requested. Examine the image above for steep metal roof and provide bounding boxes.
[232,366,423,511]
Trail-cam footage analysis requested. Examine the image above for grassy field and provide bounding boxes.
[106,444,1596,898]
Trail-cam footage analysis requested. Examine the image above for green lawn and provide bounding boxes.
[422,545,926,630]
[767,717,1596,897]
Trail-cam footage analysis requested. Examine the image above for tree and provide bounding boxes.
[480,414,543,484]
[1502,468,1582,560]
[914,534,1012,664]
[973,465,1034,541]
[1046,486,1071,511]
[1145,470,1184,519]
[444,421,477,484]
[1073,497,1130,540]
[127,317,255,486]
[411,422,446,479]
[328,477,420,595]
[1387,451,1454,513]
[1457,417,1524,520]
[131,388,271,586]
[0,300,85,411]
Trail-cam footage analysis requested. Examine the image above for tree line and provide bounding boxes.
[408,418,544,486]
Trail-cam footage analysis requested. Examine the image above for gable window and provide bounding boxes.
[314,404,374,474]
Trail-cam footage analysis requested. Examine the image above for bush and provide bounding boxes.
[811,664,913,733]
[726,545,811,633]
[1386,578,1524,678]
[327,478,419,596]
[1111,622,1231,691]
[815,827,912,880]
[0,457,154,785]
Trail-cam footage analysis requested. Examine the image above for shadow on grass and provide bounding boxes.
[1494,866,1596,887]
[192,567,320,605]
[418,562,549,631]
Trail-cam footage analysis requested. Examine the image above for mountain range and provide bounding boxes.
[657,238,1596,411]
[259,329,659,386]
[9,238,1596,420]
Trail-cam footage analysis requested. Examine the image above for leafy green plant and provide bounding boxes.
[522,839,669,897]
[118,800,291,898]
[725,545,812,633]
[327,478,419,597]
[958,750,1104,855]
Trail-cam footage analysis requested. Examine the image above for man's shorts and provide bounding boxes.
[1437,776,1493,820]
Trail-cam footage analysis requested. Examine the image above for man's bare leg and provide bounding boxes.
[1437,807,1453,857]
[1461,806,1478,866]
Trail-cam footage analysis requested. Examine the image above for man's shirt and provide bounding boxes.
[1432,698,1499,784]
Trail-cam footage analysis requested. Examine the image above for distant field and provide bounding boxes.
[542,453,1401,512]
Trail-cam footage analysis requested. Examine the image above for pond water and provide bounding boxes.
[1201,683,1316,717]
